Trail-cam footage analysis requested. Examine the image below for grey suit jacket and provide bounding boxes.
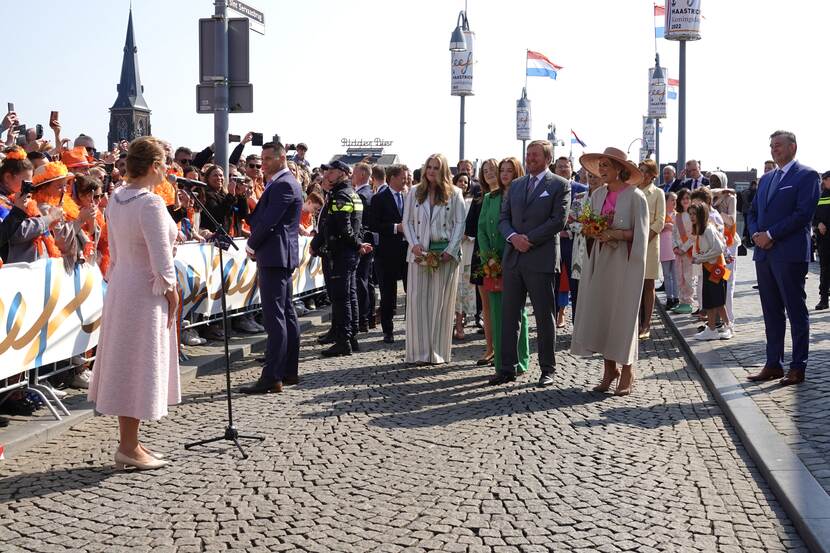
[498,170,571,272]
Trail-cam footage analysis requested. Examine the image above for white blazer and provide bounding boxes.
[402,186,466,263]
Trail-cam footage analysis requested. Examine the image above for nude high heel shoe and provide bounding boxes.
[114,450,168,470]
[614,367,636,397]
[593,368,621,392]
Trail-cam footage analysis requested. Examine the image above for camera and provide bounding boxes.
[21,180,33,195]
[285,143,297,151]
[230,175,246,183]
[35,124,43,140]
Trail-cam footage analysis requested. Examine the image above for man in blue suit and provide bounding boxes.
[240,142,303,394]
[746,131,820,386]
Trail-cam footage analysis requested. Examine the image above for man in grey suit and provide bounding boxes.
[490,140,571,387]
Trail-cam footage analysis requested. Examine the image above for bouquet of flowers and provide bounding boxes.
[477,250,503,292]
[577,203,614,239]
[415,250,441,272]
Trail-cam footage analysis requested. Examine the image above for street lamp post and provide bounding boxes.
[449,10,474,162]
[648,53,666,170]
[516,88,531,161]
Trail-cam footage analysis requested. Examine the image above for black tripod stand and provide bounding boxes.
[182,187,264,459]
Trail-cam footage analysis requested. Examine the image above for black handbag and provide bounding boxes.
[738,244,748,256]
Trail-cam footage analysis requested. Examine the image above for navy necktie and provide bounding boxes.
[395,191,403,214]
[767,169,783,202]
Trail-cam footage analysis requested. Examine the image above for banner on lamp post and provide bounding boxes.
[648,67,667,119]
[665,0,702,41]
[643,117,656,152]
[450,31,475,96]
[516,99,531,141]
[639,148,650,163]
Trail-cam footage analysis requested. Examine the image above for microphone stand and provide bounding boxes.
[182,187,264,459]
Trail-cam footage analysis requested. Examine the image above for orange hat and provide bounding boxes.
[32,162,73,187]
[61,146,93,169]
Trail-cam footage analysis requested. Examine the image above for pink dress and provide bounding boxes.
[88,187,181,420]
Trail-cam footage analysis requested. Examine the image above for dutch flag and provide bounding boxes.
[526,50,563,80]
[570,130,587,148]
[654,4,665,38]
[668,78,679,100]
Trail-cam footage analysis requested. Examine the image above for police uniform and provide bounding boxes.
[813,187,830,308]
[314,178,363,356]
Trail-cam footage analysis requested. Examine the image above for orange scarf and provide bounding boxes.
[677,214,693,259]
[25,190,62,259]
[724,224,737,247]
[695,236,731,283]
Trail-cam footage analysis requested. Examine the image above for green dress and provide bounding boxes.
[477,191,530,373]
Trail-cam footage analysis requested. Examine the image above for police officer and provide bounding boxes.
[813,171,830,310]
[310,160,371,356]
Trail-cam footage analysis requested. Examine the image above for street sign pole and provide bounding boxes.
[214,0,229,177]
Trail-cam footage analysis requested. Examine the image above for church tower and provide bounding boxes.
[108,8,151,147]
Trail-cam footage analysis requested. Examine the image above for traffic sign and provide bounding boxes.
[228,0,264,35]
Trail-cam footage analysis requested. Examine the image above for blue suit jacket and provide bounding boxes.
[747,160,820,263]
[247,170,303,270]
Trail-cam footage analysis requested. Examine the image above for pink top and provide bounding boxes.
[660,213,676,261]
[601,188,621,216]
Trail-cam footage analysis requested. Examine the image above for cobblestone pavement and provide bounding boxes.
[0,305,808,552]
[665,259,830,496]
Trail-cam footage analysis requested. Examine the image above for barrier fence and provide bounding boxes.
[0,236,326,382]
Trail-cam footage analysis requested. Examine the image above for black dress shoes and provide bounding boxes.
[322,342,352,357]
[317,331,335,345]
[488,373,516,386]
[239,379,283,394]
[282,375,299,386]
[383,334,394,344]
[815,300,828,310]
[537,372,555,387]
[350,338,361,352]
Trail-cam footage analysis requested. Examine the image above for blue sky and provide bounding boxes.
[3,0,826,173]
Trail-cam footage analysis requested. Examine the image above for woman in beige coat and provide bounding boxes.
[637,160,665,339]
[571,148,649,396]
[402,154,466,364]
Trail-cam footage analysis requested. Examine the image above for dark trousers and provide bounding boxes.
[321,253,334,333]
[258,266,299,382]
[756,259,809,371]
[819,244,830,299]
[329,249,359,342]
[501,267,557,375]
[356,251,376,327]
[379,254,408,335]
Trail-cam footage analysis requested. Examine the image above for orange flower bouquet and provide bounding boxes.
[415,250,441,272]
[477,250,503,292]
[577,203,614,239]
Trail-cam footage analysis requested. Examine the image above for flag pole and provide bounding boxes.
[524,49,528,89]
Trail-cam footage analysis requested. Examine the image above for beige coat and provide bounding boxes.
[640,183,665,279]
[571,185,649,365]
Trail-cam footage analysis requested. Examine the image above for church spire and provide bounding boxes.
[108,7,151,146]
[111,8,148,110]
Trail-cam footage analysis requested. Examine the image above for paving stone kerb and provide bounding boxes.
[0,307,807,552]
[660,259,830,553]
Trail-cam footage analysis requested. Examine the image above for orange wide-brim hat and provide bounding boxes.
[32,161,74,187]
[60,146,94,169]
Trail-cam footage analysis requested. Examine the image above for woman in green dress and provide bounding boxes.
[477,157,530,375]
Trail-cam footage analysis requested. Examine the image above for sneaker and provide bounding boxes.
[718,327,734,340]
[694,327,721,341]
[305,299,317,311]
[182,328,205,346]
[251,320,265,332]
[70,369,92,389]
[235,317,261,334]
[70,355,88,367]
[673,303,693,314]
[43,385,67,400]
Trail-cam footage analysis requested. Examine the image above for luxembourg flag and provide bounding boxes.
[527,50,562,80]
[668,78,679,100]
[654,4,665,38]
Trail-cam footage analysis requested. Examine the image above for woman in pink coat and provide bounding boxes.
[88,136,180,470]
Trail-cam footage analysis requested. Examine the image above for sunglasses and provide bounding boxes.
[93,193,104,200]
[178,158,192,164]
[248,163,262,169]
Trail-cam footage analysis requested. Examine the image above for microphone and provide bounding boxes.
[167,174,207,188]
